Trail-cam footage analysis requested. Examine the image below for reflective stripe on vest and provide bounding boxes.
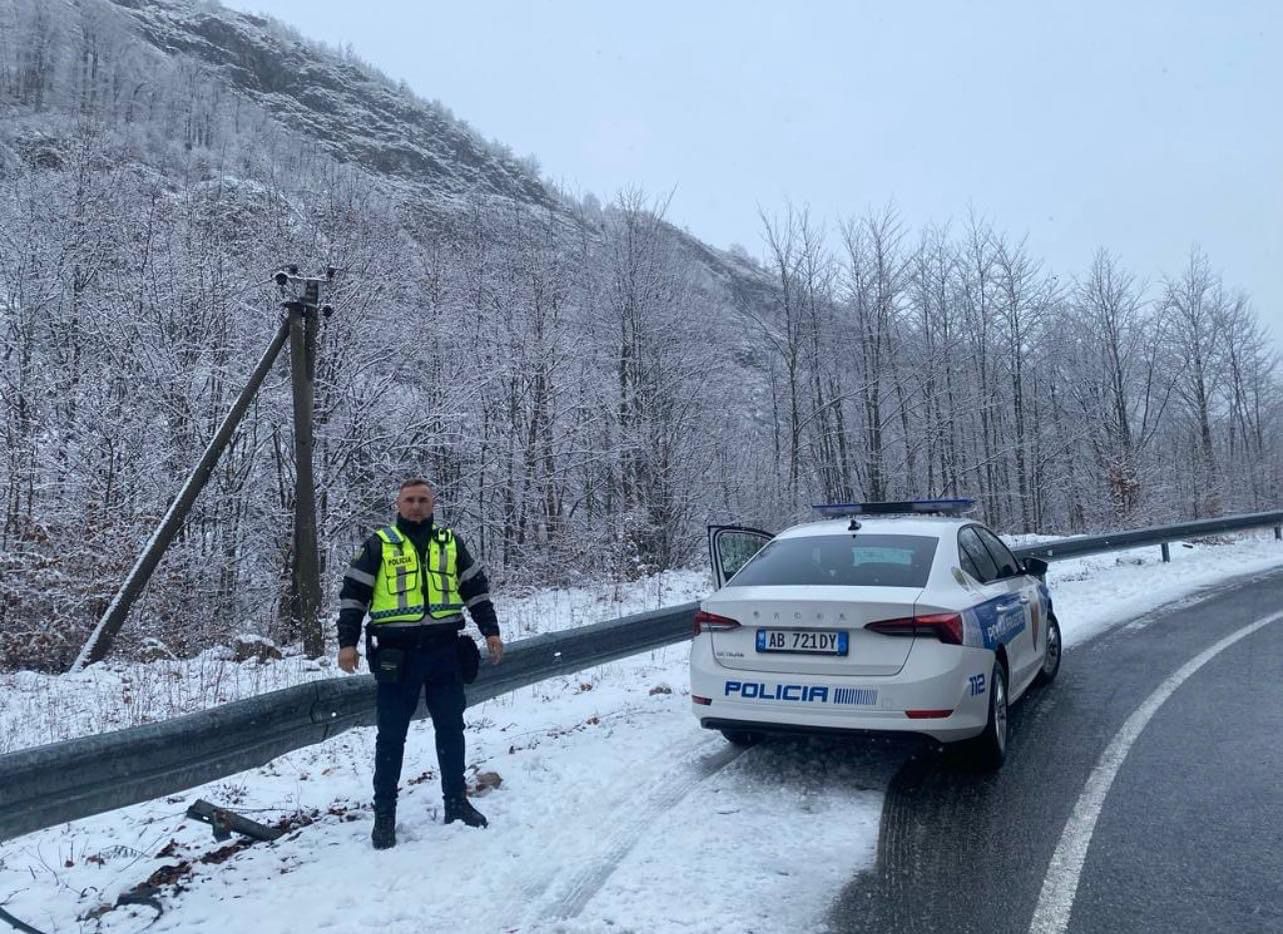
[368,526,464,625]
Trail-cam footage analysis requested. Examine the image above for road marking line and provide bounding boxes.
[1029,609,1283,934]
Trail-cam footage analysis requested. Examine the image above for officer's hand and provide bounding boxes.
[338,646,360,673]
[485,636,504,665]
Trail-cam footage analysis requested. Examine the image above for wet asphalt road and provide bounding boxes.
[827,565,1283,934]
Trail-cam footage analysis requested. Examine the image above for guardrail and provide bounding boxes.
[0,603,696,841]
[2,509,1280,841]
[1011,510,1283,563]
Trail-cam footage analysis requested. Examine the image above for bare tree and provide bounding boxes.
[840,206,908,502]
[1162,247,1225,516]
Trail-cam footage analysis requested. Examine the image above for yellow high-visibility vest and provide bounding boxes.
[368,525,463,625]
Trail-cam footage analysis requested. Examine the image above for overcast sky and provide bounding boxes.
[224,0,1282,353]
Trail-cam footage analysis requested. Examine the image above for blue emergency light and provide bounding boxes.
[813,498,976,518]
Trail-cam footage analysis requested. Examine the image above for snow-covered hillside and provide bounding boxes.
[108,0,554,206]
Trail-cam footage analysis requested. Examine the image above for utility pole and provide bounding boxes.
[71,266,338,671]
[280,267,331,659]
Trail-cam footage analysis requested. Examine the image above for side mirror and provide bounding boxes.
[1024,557,1048,581]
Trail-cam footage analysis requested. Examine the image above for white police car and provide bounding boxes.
[690,500,1059,768]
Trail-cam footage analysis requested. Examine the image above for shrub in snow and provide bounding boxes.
[140,638,177,662]
[232,635,283,664]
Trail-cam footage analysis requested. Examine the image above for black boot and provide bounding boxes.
[371,809,396,849]
[444,796,488,828]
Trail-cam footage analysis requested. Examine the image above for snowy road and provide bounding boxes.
[829,564,1283,934]
[2,533,1282,933]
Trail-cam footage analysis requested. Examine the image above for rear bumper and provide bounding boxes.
[699,717,935,748]
[690,633,993,744]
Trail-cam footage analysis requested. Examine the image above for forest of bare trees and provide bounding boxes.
[750,206,1279,531]
[1,0,1279,669]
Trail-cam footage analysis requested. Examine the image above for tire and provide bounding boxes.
[720,729,762,748]
[966,657,1008,770]
[1033,613,1062,687]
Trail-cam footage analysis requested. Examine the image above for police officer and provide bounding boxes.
[336,477,503,849]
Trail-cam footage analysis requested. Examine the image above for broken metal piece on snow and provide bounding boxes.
[185,799,282,843]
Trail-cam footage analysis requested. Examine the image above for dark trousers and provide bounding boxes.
[372,639,466,812]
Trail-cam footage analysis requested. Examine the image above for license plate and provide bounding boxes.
[756,629,849,656]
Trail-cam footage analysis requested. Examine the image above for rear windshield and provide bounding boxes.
[726,534,938,588]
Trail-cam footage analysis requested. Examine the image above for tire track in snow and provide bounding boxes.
[522,732,746,925]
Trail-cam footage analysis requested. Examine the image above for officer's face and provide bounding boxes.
[396,483,435,522]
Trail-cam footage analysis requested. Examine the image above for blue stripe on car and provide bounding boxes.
[962,593,1027,649]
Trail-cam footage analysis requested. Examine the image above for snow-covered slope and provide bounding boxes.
[108,0,554,206]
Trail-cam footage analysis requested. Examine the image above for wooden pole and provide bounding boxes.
[71,318,292,671]
[289,283,324,658]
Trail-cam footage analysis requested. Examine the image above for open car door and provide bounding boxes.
[707,525,774,589]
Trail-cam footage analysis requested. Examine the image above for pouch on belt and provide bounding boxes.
[456,635,480,684]
[373,646,405,684]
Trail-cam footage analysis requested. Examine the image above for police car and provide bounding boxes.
[690,500,1059,768]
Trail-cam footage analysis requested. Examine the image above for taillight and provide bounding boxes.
[693,609,741,636]
[865,612,964,645]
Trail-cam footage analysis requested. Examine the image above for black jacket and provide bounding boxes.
[337,514,499,649]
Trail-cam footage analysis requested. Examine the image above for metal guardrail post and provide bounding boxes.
[1161,543,1171,563]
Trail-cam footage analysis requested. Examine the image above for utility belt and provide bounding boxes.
[366,623,479,685]
[368,621,462,651]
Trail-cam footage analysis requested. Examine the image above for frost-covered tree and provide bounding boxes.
[0,0,1279,671]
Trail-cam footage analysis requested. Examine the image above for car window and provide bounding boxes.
[958,541,983,581]
[725,534,938,588]
[713,529,772,583]
[974,526,1020,578]
[958,527,1000,583]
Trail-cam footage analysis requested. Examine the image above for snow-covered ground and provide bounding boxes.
[2,531,1281,933]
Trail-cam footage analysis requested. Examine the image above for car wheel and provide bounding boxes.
[967,657,1008,770]
[720,729,762,748]
[1033,613,1062,687]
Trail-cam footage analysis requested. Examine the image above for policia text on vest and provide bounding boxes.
[336,479,503,848]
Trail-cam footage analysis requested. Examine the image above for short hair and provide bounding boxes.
[399,477,432,492]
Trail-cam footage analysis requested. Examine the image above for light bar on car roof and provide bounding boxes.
[812,498,976,518]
